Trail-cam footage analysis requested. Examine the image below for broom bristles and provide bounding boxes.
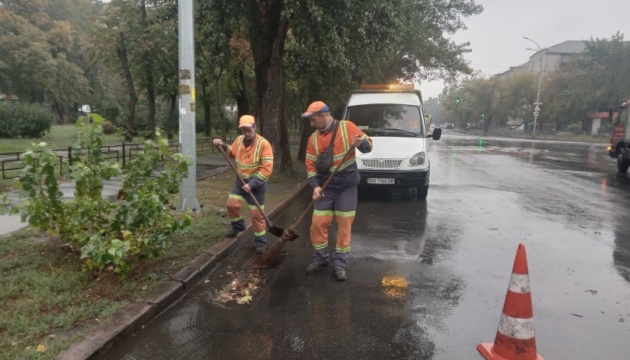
[254,228,296,267]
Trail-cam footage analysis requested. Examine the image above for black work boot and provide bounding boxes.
[226,228,240,238]
[226,219,245,238]
[305,261,329,274]
[334,267,347,281]
[255,244,267,254]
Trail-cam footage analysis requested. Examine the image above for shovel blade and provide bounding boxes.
[268,225,285,238]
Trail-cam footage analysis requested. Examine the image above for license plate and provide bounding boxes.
[367,178,395,184]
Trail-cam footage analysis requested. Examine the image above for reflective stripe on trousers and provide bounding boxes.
[310,185,357,268]
[226,180,267,244]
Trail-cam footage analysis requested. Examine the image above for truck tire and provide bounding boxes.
[416,185,429,200]
[618,152,630,173]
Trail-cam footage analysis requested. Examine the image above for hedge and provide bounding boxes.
[0,103,54,138]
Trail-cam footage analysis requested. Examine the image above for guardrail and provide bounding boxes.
[0,137,231,180]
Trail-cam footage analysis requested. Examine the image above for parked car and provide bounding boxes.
[342,84,442,199]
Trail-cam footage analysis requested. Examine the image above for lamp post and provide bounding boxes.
[523,36,544,138]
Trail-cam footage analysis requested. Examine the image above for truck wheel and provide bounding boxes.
[618,151,630,173]
[416,185,429,200]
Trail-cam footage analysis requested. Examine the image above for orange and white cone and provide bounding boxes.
[477,243,545,360]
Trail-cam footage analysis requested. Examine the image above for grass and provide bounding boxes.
[0,125,127,154]
[0,124,230,154]
[0,164,303,359]
[0,183,230,359]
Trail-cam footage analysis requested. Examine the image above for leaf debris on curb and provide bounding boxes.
[214,270,265,305]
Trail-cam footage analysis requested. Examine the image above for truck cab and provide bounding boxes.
[342,84,442,199]
[608,100,630,172]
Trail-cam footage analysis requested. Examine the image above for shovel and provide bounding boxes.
[215,144,285,238]
[256,144,357,266]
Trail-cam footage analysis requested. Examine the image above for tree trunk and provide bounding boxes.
[215,77,228,142]
[53,102,65,124]
[297,118,311,161]
[235,69,250,123]
[116,33,136,142]
[201,81,212,137]
[298,94,318,161]
[140,0,156,137]
[248,0,292,173]
[167,93,177,140]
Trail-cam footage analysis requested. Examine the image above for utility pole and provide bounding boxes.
[178,0,199,211]
[460,104,463,129]
[524,36,544,138]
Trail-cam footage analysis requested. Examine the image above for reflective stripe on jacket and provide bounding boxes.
[305,120,372,180]
[228,134,273,182]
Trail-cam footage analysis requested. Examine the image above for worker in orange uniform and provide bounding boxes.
[213,115,274,254]
[302,101,373,281]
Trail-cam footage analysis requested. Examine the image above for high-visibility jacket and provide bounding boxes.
[305,120,372,186]
[228,134,273,188]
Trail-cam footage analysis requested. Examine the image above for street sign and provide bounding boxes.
[533,111,540,117]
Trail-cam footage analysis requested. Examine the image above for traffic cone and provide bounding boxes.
[477,243,545,360]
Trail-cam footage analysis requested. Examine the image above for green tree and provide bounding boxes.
[0,0,101,122]
[541,33,630,128]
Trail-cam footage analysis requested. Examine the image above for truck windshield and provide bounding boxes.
[345,104,423,137]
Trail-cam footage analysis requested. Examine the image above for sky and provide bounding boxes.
[420,0,628,99]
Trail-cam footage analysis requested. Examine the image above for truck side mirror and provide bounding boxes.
[430,128,442,140]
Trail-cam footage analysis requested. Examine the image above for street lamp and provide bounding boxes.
[523,36,545,138]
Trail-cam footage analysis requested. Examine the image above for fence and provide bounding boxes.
[0,137,227,180]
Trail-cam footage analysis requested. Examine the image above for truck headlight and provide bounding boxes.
[409,152,425,166]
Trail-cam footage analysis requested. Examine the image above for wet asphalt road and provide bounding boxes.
[107,131,630,360]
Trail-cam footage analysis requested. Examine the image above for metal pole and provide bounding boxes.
[533,70,542,138]
[178,0,200,211]
[523,36,544,138]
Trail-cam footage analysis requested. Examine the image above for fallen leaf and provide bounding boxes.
[36,344,47,352]
[237,294,253,304]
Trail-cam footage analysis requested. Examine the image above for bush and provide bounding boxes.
[102,121,118,135]
[0,103,19,138]
[97,100,123,126]
[14,115,192,278]
[0,103,53,138]
[566,122,583,135]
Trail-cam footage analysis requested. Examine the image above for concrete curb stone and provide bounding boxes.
[137,280,184,315]
[56,303,155,360]
[56,179,308,360]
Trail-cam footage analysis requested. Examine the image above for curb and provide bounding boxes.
[56,180,309,360]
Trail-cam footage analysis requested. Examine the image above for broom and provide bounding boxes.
[255,144,357,267]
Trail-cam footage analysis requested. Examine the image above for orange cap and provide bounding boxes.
[238,115,255,128]
[301,101,330,118]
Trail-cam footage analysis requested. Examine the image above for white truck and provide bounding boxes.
[342,84,442,199]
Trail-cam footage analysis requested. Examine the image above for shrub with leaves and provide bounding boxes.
[566,122,584,135]
[15,113,192,278]
[0,103,53,138]
[102,121,118,135]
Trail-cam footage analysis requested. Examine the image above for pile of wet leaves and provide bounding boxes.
[214,270,266,305]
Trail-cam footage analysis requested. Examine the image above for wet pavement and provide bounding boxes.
[106,132,630,360]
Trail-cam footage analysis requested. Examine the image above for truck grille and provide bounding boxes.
[361,159,402,169]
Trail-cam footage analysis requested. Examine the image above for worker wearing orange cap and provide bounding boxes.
[302,101,373,281]
[213,115,274,254]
